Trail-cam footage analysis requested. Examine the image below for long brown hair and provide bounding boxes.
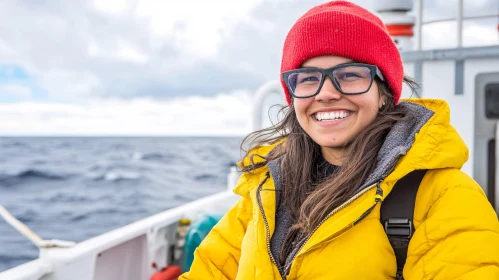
[240,77,420,265]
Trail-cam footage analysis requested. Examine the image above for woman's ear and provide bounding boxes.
[379,95,386,109]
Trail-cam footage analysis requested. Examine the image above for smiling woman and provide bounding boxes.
[179,1,499,280]
[288,57,388,164]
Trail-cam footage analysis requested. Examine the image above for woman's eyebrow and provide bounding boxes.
[302,61,356,68]
[336,61,356,66]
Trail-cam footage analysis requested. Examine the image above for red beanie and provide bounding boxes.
[280,1,403,105]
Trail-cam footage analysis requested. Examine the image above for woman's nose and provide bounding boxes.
[314,76,341,102]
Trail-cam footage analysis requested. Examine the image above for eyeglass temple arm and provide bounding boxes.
[376,68,385,81]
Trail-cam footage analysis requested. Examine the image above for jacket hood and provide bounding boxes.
[234,98,468,197]
[381,99,468,185]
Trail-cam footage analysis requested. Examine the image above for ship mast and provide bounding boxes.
[373,0,415,51]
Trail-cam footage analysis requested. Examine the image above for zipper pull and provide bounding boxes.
[375,182,383,203]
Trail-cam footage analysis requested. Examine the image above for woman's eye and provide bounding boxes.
[298,76,320,83]
[339,72,361,79]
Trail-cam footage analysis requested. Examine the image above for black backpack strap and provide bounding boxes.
[381,169,427,280]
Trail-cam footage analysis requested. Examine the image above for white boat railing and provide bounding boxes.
[252,80,284,131]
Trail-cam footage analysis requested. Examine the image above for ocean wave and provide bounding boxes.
[46,193,91,203]
[0,169,68,186]
[1,141,28,148]
[193,173,217,182]
[16,211,36,224]
[134,152,175,162]
[70,208,121,222]
[91,171,142,182]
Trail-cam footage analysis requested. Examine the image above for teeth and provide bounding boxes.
[315,111,350,121]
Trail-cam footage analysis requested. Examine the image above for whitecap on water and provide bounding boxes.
[104,171,141,181]
[131,152,144,160]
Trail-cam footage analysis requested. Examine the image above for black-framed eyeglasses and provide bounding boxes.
[282,63,385,98]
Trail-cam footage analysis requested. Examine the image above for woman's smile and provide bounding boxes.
[311,109,353,127]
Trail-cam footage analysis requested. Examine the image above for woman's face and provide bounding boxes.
[292,55,385,165]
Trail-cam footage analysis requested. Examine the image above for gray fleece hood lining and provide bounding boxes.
[357,102,434,193]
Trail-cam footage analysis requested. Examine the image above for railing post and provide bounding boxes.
[457,0,463,48]
[495,121,499,214]
[417,0,423,50]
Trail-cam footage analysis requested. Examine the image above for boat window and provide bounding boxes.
[485,84,499,119]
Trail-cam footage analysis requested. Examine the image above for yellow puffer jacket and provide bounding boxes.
[180,99,499,280]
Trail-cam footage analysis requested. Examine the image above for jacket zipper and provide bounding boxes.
[255,172,287,279]
[257,172,383,279]
[283,181,383,275]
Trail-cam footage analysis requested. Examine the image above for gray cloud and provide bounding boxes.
[3,0,493,102]
[1,0,273,99]
[216,0,372,82]
[0,0,371,101]
[0,0,373,100]
[216,0,322,82]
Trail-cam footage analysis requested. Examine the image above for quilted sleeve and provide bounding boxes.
[405,171,499,279]
[179,196,252,280]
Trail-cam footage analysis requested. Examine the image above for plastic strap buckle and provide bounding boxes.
[384,218,413,238]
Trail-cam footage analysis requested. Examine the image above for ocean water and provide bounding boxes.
[0,136,243,272]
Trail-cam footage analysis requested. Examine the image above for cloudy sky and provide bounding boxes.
[0,0,498,136]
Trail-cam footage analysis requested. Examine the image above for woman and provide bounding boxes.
[180,1,499,279]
